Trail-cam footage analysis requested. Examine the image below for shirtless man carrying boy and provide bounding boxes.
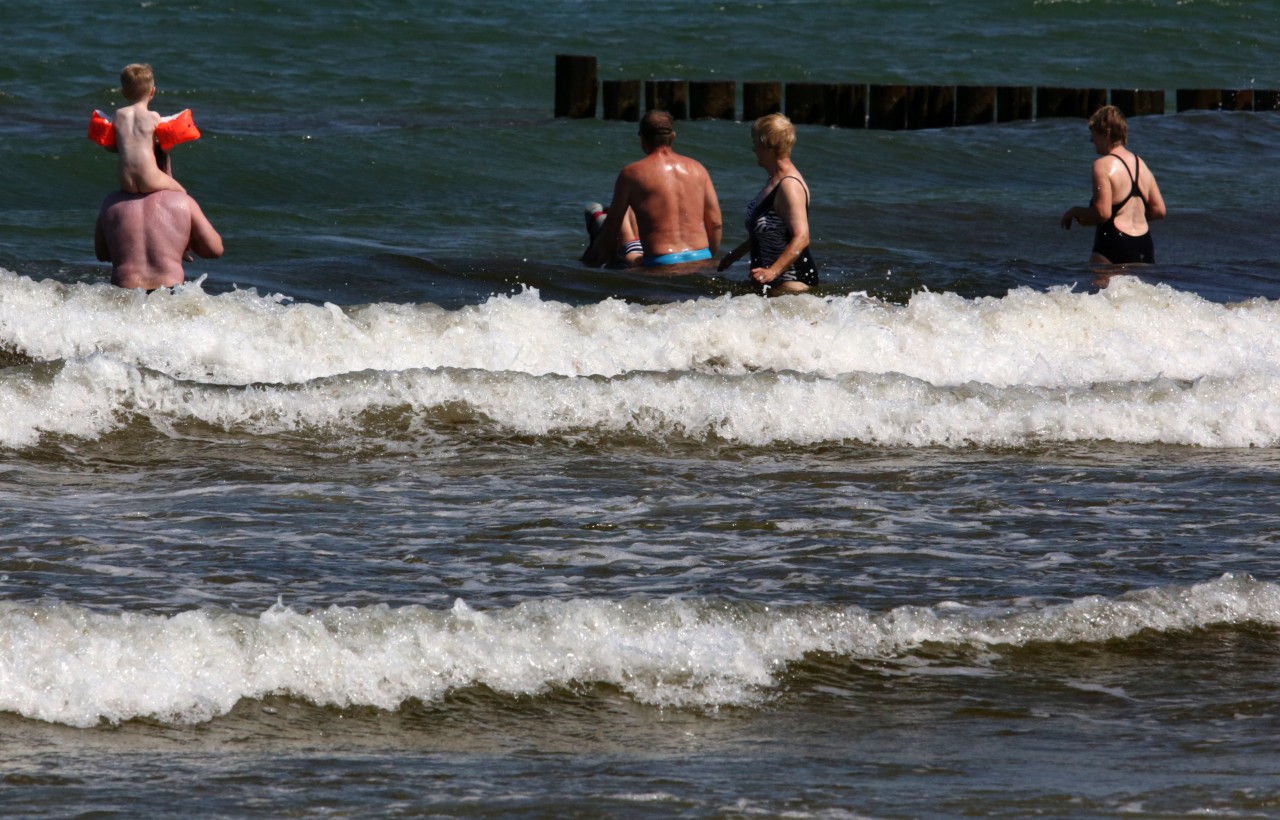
[111,63,186,195]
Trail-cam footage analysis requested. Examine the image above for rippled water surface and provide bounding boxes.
[4,0,1280,815]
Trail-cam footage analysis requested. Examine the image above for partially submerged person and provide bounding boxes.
[106,63,188,195]
[581,110,722,271]
[582,202,643,267]
[717,113,818,294]
[95,189,223,290]
[1060,105,1166,269]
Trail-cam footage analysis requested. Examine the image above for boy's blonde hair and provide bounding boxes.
[752,113,796,158]
[120,63,155,103]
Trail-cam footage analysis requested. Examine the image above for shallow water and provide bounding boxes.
[4,0,1280,816]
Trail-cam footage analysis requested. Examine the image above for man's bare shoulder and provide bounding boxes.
[674,150,705,168]
[621,154,658,175]
[625,149,708,181]
[662,150,709,178]
[150,190,192,204]
[100,190,142,209]
[101,190,191,212]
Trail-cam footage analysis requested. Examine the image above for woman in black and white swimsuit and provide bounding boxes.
[718,113,818,294]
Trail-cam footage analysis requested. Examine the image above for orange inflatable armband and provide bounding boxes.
[88,109,116,149]
[155,109,201,151]
[86,108,201,152]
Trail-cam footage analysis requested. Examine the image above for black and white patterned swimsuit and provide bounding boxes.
[746,175,818,285]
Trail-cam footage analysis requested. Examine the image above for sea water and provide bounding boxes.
[3,0,1280,816]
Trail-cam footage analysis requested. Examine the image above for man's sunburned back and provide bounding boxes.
[98,191,192,289]
[624,147,715,257]
[581,109,722,269]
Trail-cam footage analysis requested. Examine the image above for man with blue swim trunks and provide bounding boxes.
[581,110,722,271]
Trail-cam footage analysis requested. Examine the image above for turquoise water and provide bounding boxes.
[4,1,1280,816]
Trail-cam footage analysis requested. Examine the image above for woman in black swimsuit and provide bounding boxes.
[1060,105,1167,267]
[717,113,818,294]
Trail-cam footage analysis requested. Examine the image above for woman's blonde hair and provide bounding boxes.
[752,113,796,158]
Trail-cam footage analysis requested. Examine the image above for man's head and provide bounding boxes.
[1089,104,1128,146]
[639,110,676,150]
[120,63,155,103]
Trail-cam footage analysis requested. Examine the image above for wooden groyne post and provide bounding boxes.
[743,82,782,120]
[690,81,736,120]
[1176,88,1266,112]
[602,79,641,121]
[1112,89,1165,116]
[646,80,688,119]
[554,54,597,118]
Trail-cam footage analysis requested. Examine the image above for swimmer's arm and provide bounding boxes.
[187,200,224,259]
[1061,162,1111,229]
[1144,170,1167,221]
[1060,204,1100,229]
[702,174,723,256]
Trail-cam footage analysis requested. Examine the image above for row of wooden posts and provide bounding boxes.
[555,55,1280,129]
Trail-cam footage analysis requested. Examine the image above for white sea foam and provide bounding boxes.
[2,349,1280,448]
[3,270,1280,386]
[0,574,1276,727]
[3,270,1280,448]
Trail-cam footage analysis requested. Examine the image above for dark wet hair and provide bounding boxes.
[639,110,675,146]
[1089,105,1128,146]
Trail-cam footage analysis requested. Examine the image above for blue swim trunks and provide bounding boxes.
[641,248,713,267]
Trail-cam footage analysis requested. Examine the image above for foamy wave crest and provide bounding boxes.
[1,575,1276,726]
[3,271,1280,389]
[4,352,1280,448]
